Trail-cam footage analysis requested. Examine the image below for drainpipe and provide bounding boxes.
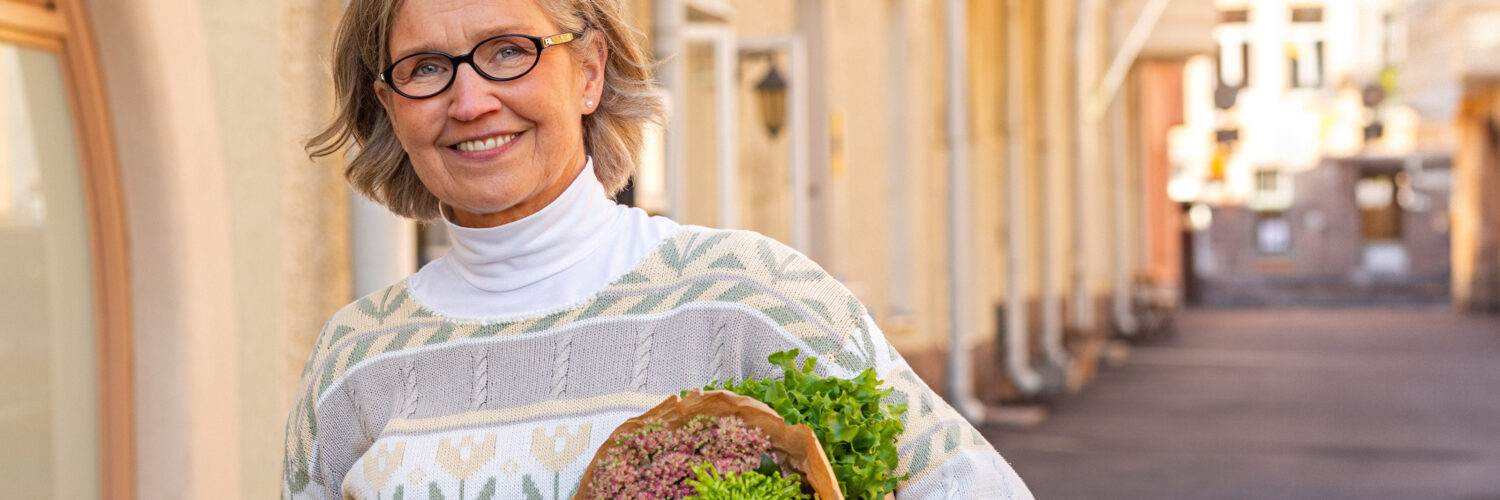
[654,0,686,221]
[1071,0,1097,336]
[944,0,987,423]
[1040,9,1070,372]
[1083,0,1172,338]
[1004,0,1044,396]
[1108,97,1140,336]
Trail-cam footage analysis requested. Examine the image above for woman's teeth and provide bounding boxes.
[455,133,518,152]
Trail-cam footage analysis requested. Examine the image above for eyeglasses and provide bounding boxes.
[379,32,580,99]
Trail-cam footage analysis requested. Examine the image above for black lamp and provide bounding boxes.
[755,62,788,137]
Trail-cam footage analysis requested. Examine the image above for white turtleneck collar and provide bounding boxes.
[407,157,682,322]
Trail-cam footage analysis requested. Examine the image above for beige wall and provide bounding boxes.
[84,0,349,496]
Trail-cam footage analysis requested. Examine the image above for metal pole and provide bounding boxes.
[944,0,987,423]
[1004,0,1043,396]
[654,0,687,221]
[1071,0,1096,334]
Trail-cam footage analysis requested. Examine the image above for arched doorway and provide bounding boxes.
[0,0,132,498]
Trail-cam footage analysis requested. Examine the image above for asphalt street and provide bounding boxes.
[982,307,1500,500]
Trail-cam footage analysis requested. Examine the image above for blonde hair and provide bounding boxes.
[307,0,666,220]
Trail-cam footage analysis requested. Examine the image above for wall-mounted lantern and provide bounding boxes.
[755,62,787,137]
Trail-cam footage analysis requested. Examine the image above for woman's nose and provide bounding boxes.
[447,64,503,122]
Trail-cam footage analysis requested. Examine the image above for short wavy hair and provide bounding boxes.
[307,0,666,220]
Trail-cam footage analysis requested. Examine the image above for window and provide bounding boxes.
[1215,10,1251,88]
[1255,169,1280,193]
[0,0,132,497]
[1254,212,1292,254]
[1357,175,1403,241]
[1288,7,1326,88]
[1216,37,1251,88]
[1291,7,1324,23]
[1221,8,1249,24]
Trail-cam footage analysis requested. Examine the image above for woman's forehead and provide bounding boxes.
[388,0,554,56]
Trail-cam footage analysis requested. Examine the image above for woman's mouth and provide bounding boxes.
[452,132,520,152]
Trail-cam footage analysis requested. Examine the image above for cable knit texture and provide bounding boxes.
[282,162,1033,500]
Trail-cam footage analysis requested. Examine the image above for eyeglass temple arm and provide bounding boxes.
[542,33,578,48]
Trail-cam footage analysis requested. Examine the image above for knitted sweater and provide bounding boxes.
[282,170,1031,500]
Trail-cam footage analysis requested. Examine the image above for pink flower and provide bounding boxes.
[586,416,774,500]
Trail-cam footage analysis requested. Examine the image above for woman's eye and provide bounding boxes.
[416,63,442,75]
[498,48,521,59]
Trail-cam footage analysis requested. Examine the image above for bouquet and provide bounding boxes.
[574,350,907,500]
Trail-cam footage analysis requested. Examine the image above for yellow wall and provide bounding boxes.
[84,0,350,496]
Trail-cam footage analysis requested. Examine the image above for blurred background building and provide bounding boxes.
[2,0,1498,498]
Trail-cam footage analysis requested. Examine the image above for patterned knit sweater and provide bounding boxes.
[282,227,1032,499]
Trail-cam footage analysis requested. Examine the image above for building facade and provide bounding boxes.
[1178,0,1459,306]
[0,0,1212,498]
[1404,0,1500,312]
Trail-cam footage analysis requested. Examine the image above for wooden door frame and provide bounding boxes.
[0,1,134,498]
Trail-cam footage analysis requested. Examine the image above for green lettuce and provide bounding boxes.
[698,349,908,499]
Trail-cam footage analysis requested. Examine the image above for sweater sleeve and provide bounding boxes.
[735,232,1032,499]
[283,318,336,500]
[846,314,1034,499]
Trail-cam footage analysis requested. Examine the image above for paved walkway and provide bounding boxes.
[982,307,1500,499]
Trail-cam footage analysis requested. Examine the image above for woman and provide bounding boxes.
[283,0,1032,498]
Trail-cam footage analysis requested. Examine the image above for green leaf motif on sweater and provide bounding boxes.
[944,426,962,452]
[423,324,456,345]
[883,389,910,410]
[284,457,310,493]
[384,327,419,353]
[326,325,356,351]
[392,485,404,500]
[760,305,805,327]
[860,326,879,367]
[524,310,571,333]
[670,281,714,308]
[428,482,445,500]
[755,240,824,284]
[662,232,730,275]
[614,270,649,284]
[345,337,377,372]
[357,286,408,323]
[470,322,507,338]
[714,282,759,303]
[707,253,746,270]
[907,436,933,476]
[834,350,866,375]
[521,475,543,500]
[574,295,622,320]
[801,298,833,324]
[476,477,496,500]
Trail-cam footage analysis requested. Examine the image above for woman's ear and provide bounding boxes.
[580,32,608,115]
[374,79,394,115]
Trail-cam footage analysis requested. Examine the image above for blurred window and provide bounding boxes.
[1357,175,1403,241]
[0,36,100,499]
[1291,7,1324,23]
[0,2,130,495]
[1215,34,1250,88]
[1220,8,1249,24]
[1255,169,1280,193]
[1254,212,1292,254]
[1288,7,1326,88]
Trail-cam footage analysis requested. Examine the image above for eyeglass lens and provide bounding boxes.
[388,35,541,97]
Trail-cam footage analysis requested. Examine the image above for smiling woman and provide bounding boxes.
[284,0,1031,499]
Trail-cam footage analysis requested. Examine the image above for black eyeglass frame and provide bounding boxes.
[379,32,580,99]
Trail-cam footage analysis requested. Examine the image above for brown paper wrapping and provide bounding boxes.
[572,389,844,500]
